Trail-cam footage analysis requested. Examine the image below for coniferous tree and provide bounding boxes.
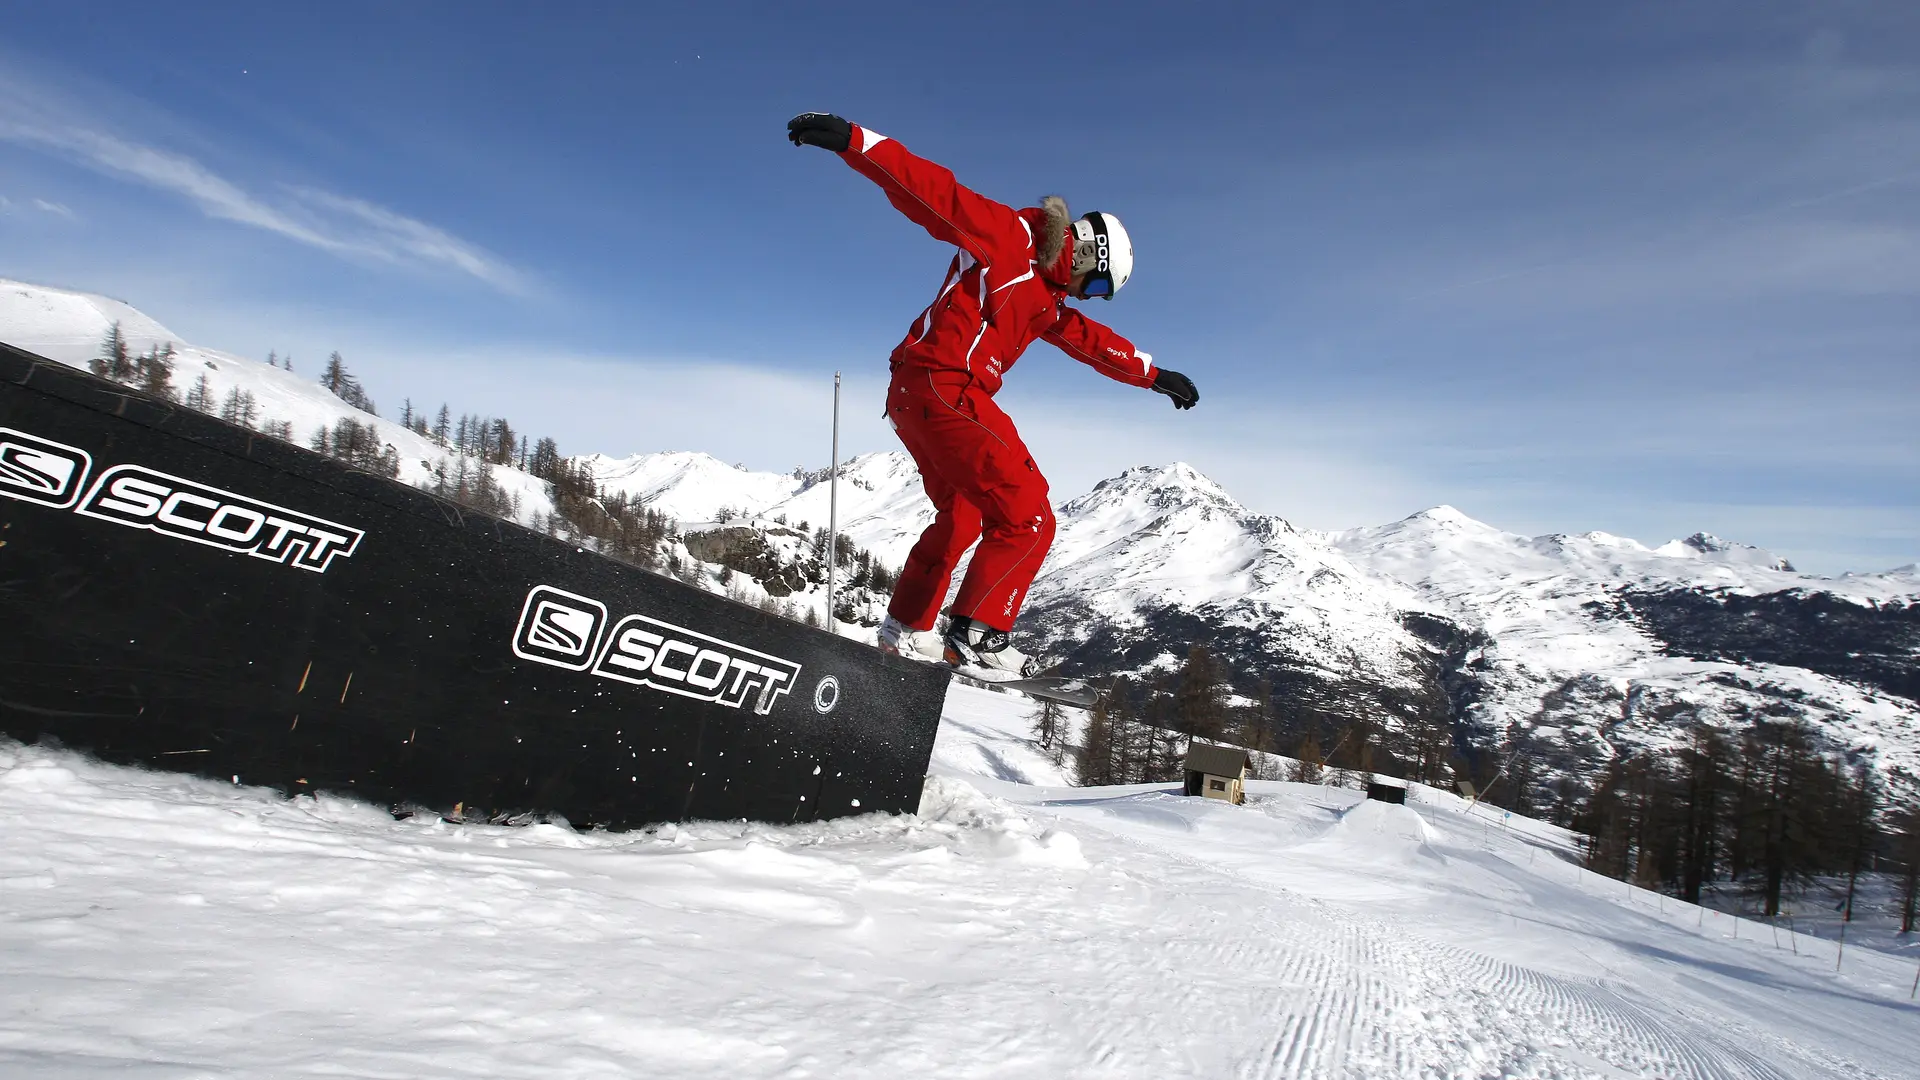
[184,373,213,412]
[135,343,177,401]
[1896,808,1920,934]
[1031,698,1067,767]
[1836,764,1879,924]
[487,418,517,466]
[218,387,260,428]
[528,436,563,481]
[320,351,377,415]
[1144,723,1186,783]
[1174,644,1231,742]
[1287,734,1326,784]
[433,404,451,443]
[1112,691,1154,785]
[1678,724,1730,903]
[94,321,132,381]
[322,352,350,395]
[1075,695,1118,787]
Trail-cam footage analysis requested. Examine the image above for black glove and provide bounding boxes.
[1152,369,1199,410]
[787,112,852,152]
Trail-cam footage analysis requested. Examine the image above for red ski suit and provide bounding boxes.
[838,125,1161,632]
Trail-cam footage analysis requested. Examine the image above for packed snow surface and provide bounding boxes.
[3,686,1916,1078]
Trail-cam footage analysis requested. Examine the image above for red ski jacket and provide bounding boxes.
[838,124,1160,398]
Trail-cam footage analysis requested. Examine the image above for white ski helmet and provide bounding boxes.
[1070,211,1133,299]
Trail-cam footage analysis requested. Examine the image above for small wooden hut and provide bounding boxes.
[1366,774,1409,804]
[1183,743,1250,805]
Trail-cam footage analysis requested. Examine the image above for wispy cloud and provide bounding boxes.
[0,72,525,293]
[29,197,73,219]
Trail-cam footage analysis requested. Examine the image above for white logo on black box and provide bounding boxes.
[0,427,91,508]
[511,585,608,671]
[510,585,803,715]
[75,464,364,573]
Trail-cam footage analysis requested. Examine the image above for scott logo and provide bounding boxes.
[0,427,91,508]
[511,586,608,671]
[75,464,364,573]
[510,585,802,715]
[593,613,801,714]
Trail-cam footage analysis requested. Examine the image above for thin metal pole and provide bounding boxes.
[825,372,841,630]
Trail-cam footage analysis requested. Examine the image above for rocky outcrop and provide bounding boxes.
[681,526,810,596]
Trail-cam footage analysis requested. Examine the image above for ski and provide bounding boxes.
[945,666,1100,707]
[883,640,1101,707]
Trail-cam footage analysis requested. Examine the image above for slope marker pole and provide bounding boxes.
[825,371,841,630]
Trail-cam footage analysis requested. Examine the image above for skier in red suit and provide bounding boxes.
[788,112,1198,677]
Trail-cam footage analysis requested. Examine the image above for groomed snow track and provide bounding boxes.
[2,681,1915,1078]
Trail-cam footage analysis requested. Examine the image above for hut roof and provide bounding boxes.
[1184,742,1250,778]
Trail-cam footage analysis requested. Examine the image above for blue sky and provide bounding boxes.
[2,2,1915,574]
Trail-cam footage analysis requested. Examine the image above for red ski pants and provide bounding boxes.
[885,368,1056,633]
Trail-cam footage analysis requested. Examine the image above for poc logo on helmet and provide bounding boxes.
[0,427,92,508]
[512,585,608,671]
[509,585,804,716]
[76,464,364,573]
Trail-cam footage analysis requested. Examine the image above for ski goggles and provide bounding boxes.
[1071,216,1118,300]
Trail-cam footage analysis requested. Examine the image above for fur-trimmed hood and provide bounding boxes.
[1036,195,1070,267]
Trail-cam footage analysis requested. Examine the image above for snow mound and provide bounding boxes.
[1329,798,1444,858]
[917,776,1087,868]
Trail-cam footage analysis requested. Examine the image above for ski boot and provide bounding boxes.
[876,614,928,659]
[941,615,1036,681]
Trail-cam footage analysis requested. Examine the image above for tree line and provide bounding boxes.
[1570,714,1920,924]
[87,323,672,569]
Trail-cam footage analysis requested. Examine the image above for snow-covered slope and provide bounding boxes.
[2,689,1914,1077]
[0,278,558,525]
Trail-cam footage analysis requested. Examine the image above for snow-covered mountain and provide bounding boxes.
[6,278,1918,803]
[582,448,933,564]
[1326,507,1920,791]
[600,451,1920,800]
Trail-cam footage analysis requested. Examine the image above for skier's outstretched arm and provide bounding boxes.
[1044,307,1199,409]
[788,112,1024,266]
